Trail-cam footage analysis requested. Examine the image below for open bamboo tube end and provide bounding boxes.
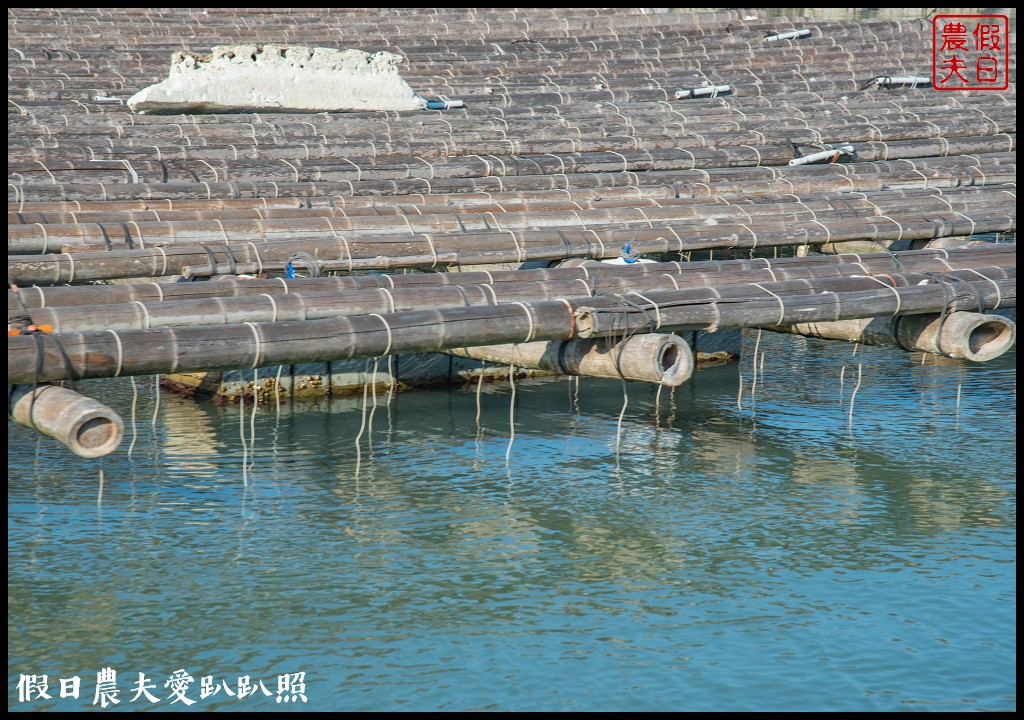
[66,407,125,458]
[563,334,695,386]
[643,334,695,386]
[9,384,125,458]
[448,333,695,386]
[899,312,1016,363]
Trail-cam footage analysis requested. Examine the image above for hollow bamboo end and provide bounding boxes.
[899,311,1016,362]
[943,313,1016,362]
[10,384,125,458]
[67,409,125,458]
[608,333,694,386]
[651,335,694,386]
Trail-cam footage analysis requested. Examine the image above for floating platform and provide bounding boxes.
[7,8,1016,453]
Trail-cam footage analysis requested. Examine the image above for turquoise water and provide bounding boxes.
[8,333,1016,711]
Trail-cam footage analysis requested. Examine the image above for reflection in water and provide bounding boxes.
[7,335,1016,712]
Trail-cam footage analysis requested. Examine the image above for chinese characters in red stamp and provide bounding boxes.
[933,15,1009,90]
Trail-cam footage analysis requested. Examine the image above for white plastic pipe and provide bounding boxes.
[765,29,811,41]
[425,99,465,109]
[789,144,855,166]
[674,85,731,99]
[868,75,931,88]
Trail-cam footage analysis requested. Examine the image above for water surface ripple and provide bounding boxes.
[8,335,1016,711]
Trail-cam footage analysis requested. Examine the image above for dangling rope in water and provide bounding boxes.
[127,375,139,458]
[615,373,629,458]
[387,354,397,443]
[504,361,518,466]
[367,358,381,455]
[274,365,284,415]
[354,382,370,478]
[248,370,259,473]
[750,329,763,408]
[473,363,487,470]
[475,363,486,431]
[847,363,863,429]
[240,386,249,488]
[151,375,161,431]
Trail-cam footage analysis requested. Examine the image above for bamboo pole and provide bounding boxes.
[16,252,1017,333]
[448,334,694,386]
[8,383,124,457]
[10,166,1014,223]
[573,269,1016,338]
[10,106,1014,165]
[8,268,1013,384]
[8,208,1014,285]
[12,159,1016,204]
[7,164,1016,227]
[772,311,1016,362]
[14,116,1012,165]
[11,151,1014,205]
[10,244,1015,310]
[11,182,1013,253]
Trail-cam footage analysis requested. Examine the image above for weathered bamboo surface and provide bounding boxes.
[9,134,1016,191]
[8,151,1016,206]
[9,9,1015,213]
[571,269,1014,338]
[10,247,1015,333]
[8,383,124,457]
[5,161,1016,228]
[6,151,1013,216]
[8,265,1015,384]
[448,334,695,387]
[9,183,1017,254]
[770,311,1017,362]
[11,245,1014,310]
[7,206,1016,284]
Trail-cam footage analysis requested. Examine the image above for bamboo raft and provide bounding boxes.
[7,8,1016,456]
